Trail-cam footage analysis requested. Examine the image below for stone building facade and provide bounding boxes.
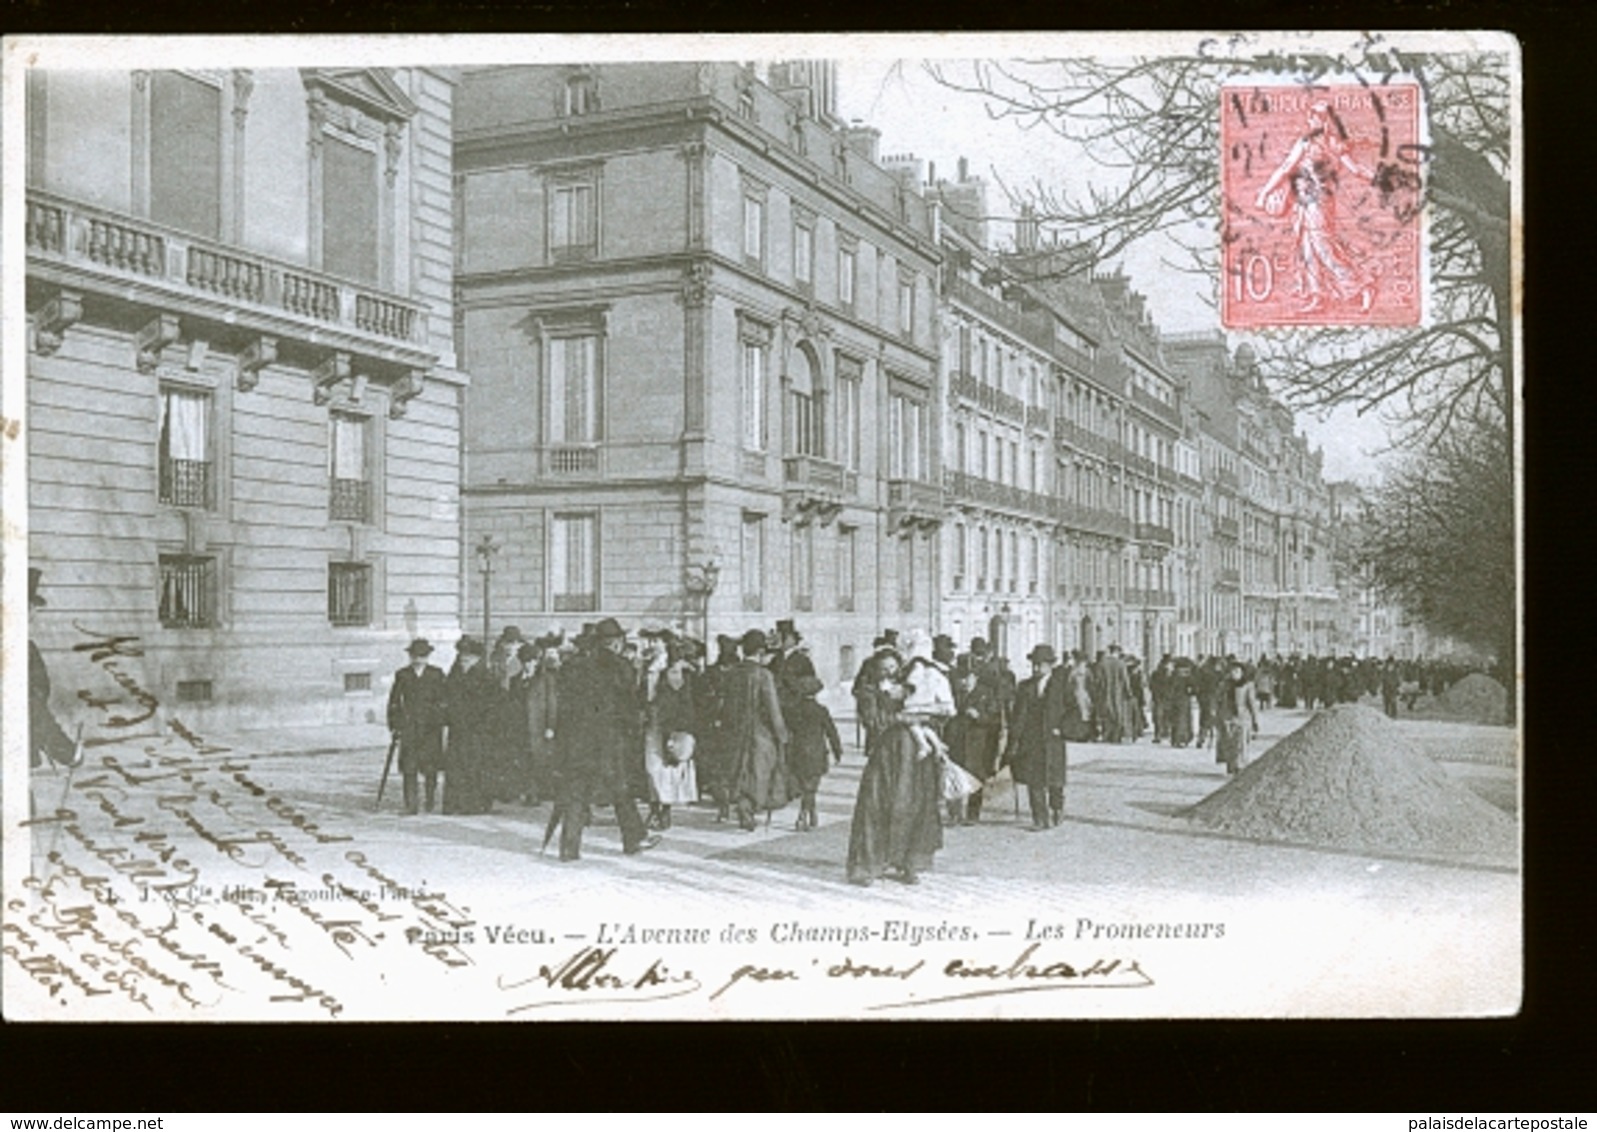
[455,62,942,698]
[23,66,467,730]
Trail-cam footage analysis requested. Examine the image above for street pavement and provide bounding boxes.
[19,700,1516,1019]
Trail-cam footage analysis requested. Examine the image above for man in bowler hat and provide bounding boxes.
[387,638,449,813]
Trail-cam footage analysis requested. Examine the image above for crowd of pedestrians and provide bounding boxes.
[384,614,1491,877]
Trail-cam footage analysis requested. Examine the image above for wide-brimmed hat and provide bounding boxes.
[457,635,486,657]
[1028,644,1058,665]
[969,637,989,654]
[28,566,45,608]
[406,637,434,657]
[593,617,626,641]
[932,634,955,653]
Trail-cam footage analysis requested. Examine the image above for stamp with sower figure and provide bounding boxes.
[1221,82,1424,328]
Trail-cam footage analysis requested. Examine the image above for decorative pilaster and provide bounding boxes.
[681,261,710,434]
[229,69,254,243]
[680,141,707,251]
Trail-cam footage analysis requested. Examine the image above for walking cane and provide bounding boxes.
[44,722,85,873]
[375,734,400,811]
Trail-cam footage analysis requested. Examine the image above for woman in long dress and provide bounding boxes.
[1214,660,1261,775]
[846,666,943,886]
[645,655,699,830]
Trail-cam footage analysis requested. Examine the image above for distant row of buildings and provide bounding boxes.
[21,61,1437,731]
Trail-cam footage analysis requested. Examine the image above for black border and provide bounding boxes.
[2,0,1591,1112]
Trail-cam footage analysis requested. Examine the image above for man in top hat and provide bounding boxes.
[552,617,657,859]
[442,636,498,814]
[769,619,816,717]
[1003,643,1070,830]
[27,567,79,771]
[721,628,791,830]
[387,638,449,813]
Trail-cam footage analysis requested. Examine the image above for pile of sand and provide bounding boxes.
[1437,673,1510,725]
[1184,704,1516,859]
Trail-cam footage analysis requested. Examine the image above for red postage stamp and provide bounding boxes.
[1221,82,1424,329]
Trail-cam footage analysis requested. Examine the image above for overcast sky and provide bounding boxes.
[833,58,1393,484]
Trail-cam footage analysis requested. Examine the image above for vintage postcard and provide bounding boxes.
[1,31,1520,1020]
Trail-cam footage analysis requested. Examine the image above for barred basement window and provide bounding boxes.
[159,555,215,628]
[175,679,214,703]
[343,672,372,693]
[328,562,372,627]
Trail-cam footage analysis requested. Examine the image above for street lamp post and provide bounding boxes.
[475,534,500,643]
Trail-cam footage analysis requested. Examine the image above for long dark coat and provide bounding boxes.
[522,666,560,800]
[555,647,642,802]
[30,640,77,768]
[387,662,448,774]
[951,657,1006,780]
[444,660,499,813]
[786,697,842,794]
[846,722,943,883]
[1005,669,1069,790]
[721,659,791,813]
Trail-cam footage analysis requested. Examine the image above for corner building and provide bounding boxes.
[24,67,467,730]
[456,63,942,696]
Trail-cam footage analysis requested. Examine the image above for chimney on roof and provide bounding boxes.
[1015,202,1040,253]
[842,122,881,165]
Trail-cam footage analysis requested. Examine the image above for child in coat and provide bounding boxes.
[786,676,842,831]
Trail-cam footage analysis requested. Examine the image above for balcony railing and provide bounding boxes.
[547,445,601,475]
[949,372,1026,424]
[1122,448,1159,479]
[159,457,211,509]
[1135,522,1175,546]
[27,190,428,350]
[330,477,370,523]
[784,453,855,496]
[1215,467,1241,491]
[943,470,1052,520]
[1216,567,1241,588]
[1053,417,1110,458]
[1130,384,1182,429]
[1216,516,1240,539]
[1025,405,1051,433]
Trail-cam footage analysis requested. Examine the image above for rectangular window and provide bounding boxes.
[789,390,823,458]
[836,360,861,471]
[793,222,814,286]
[994,531,1005,594]
[547,513,598,613]
[159,554,215,629]
[551,181,596,259]
[954,422,967,474]
[1009,531,1020,593]
[564,74,598,116]
[159,387,211,509]
[1030,535,1041,596]
[327,562,372,627]
[888,392,927,480]
[743,195,765,264]
[549,334,599,443]
[329,412,369,523]
[792,523,815,612]
[323,136,379,284]
[741,339,767,450]
[978,527,989,591]
[838,245,856,307]
[741,512,765,611]
[837,525,856,611]
[898,277,915,338]
[150,71,221,239]
[954,524,967,590]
